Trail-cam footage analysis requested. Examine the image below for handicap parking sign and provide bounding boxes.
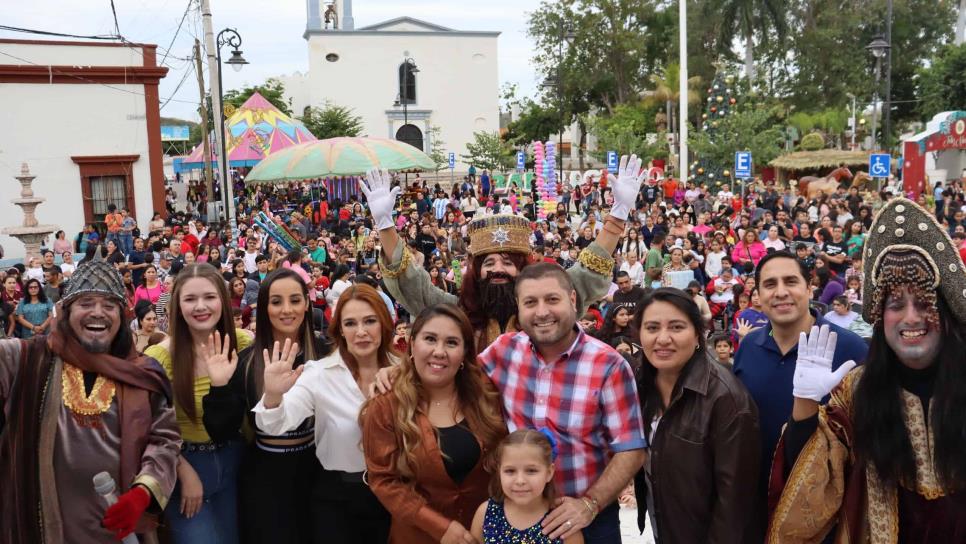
[869,153,891,178]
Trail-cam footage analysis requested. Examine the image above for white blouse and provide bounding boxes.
[253,351,368,472]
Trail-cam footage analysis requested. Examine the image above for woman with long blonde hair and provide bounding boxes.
[254,283,395,543]
[361,303,506,544]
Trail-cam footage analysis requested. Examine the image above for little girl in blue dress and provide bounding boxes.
[471,429,584,544]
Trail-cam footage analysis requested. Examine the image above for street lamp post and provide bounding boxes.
[213,28,248,232]
[541,22,575,185]
[866,37,889,151]
[846,92,857,150]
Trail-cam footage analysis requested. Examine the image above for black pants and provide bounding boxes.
[312,468,390,544]
[240,444,319,544]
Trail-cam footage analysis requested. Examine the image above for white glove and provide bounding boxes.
[609,154,647,221]
[358,168,400,231]
[792,325,856,402]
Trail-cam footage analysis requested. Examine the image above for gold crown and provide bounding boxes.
[466,214,532,256]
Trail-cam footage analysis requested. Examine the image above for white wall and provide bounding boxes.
[283,31,500,172]
[0,83,154,260]
[0,42,146,67]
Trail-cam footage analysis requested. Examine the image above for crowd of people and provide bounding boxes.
[1,155,965,544]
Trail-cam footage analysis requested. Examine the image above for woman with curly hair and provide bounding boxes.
[361,303,507,544]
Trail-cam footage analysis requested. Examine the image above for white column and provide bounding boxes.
[678,0,688,180]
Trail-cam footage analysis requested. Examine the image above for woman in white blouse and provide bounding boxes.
[254,284,397,543]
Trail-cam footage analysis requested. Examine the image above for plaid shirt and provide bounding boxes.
[480,328,647,497]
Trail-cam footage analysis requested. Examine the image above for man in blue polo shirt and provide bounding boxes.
[733,251,867,528]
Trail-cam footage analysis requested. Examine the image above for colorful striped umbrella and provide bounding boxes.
[245,136,436,184]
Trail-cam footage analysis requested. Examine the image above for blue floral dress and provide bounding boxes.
[481,499,561,544]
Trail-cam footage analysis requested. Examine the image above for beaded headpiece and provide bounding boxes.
[466,214,531,256]
[863,198,966,326]
[61,258,127,307]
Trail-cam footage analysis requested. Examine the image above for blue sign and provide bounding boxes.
[607,151,618,173]
[869,153,891,178]
[516,151,526,170]
[161,125,191,141]
[448,152,456,169]
[734,151,752,178]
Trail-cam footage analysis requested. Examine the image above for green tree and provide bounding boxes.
[585,102,665,161]
[461,131,514,173]
[426,125,448,174]
[706,0,788,81]
[917,42,966,119]
[222,78,292,116]
[298,101,364,139]
[503,101,563,146]
[689,102,785,184]
[642,62,703,140]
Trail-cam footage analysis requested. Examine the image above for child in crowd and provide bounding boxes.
[710,333,734,366]
[471,430,583,544]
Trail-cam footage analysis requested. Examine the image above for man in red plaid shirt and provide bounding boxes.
[480,262,647,543]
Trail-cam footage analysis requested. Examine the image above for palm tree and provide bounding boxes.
[642,63,702,144]
[712,0,788,82]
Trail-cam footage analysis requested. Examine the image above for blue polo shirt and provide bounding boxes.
[733,310,867,494]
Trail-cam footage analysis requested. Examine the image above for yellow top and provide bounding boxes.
[144,329,253,443]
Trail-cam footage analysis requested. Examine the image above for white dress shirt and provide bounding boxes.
[253,351,368,472]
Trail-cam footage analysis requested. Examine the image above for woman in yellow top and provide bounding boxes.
[144,263,251,544]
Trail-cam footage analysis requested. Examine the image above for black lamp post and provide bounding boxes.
[866,36,889,150]
[215,28,248,228]
[541,22,575,184]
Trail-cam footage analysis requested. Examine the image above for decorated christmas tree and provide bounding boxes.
[688,70,738,192]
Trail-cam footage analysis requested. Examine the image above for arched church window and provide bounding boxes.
[398,61,416,105]
[396,124,423,151]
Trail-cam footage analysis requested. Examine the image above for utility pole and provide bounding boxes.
[193,39,214,205]
[200,0,235,233]
[678,0,688,181]
[883,0,893,153]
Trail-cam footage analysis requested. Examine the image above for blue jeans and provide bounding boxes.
[119,233,133,255]
[166,441,243,544]
[582,503,622,544]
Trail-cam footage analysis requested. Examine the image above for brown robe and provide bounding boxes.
[0,335,180,543]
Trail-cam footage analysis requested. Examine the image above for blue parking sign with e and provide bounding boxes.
[734,151,752,178]
[607,151,618,173]
[448,152,455,169]
[869,153,891,178]
[516,151,525,170]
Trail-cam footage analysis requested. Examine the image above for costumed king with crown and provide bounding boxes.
[360,155,649,352]
[766,198,966,542]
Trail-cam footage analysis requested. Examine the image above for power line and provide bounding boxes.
[160,0,195,67]
[160,62,195,110]
[0,24,117,40]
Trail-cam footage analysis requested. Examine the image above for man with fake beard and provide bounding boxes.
[766,198,966,542]
[0,258,180,543]
[361,156,648,352]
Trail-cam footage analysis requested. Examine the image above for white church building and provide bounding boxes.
[278,0,501,171]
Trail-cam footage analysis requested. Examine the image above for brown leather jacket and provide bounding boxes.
[362,393,506,543]
[634,354,761,543]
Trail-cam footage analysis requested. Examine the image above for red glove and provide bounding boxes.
[103,486,150,541]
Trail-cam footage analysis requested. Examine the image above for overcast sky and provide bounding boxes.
[2,0,544,121]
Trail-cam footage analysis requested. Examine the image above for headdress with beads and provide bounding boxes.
[863,198,966,325]
[466,214,531,256]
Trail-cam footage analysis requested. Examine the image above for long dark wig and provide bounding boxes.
[246,268,331,397]
[458,252,532,329]
[632,287,708,424]
[852,294,966,492]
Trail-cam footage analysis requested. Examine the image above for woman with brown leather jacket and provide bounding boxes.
[631,288,762,543]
